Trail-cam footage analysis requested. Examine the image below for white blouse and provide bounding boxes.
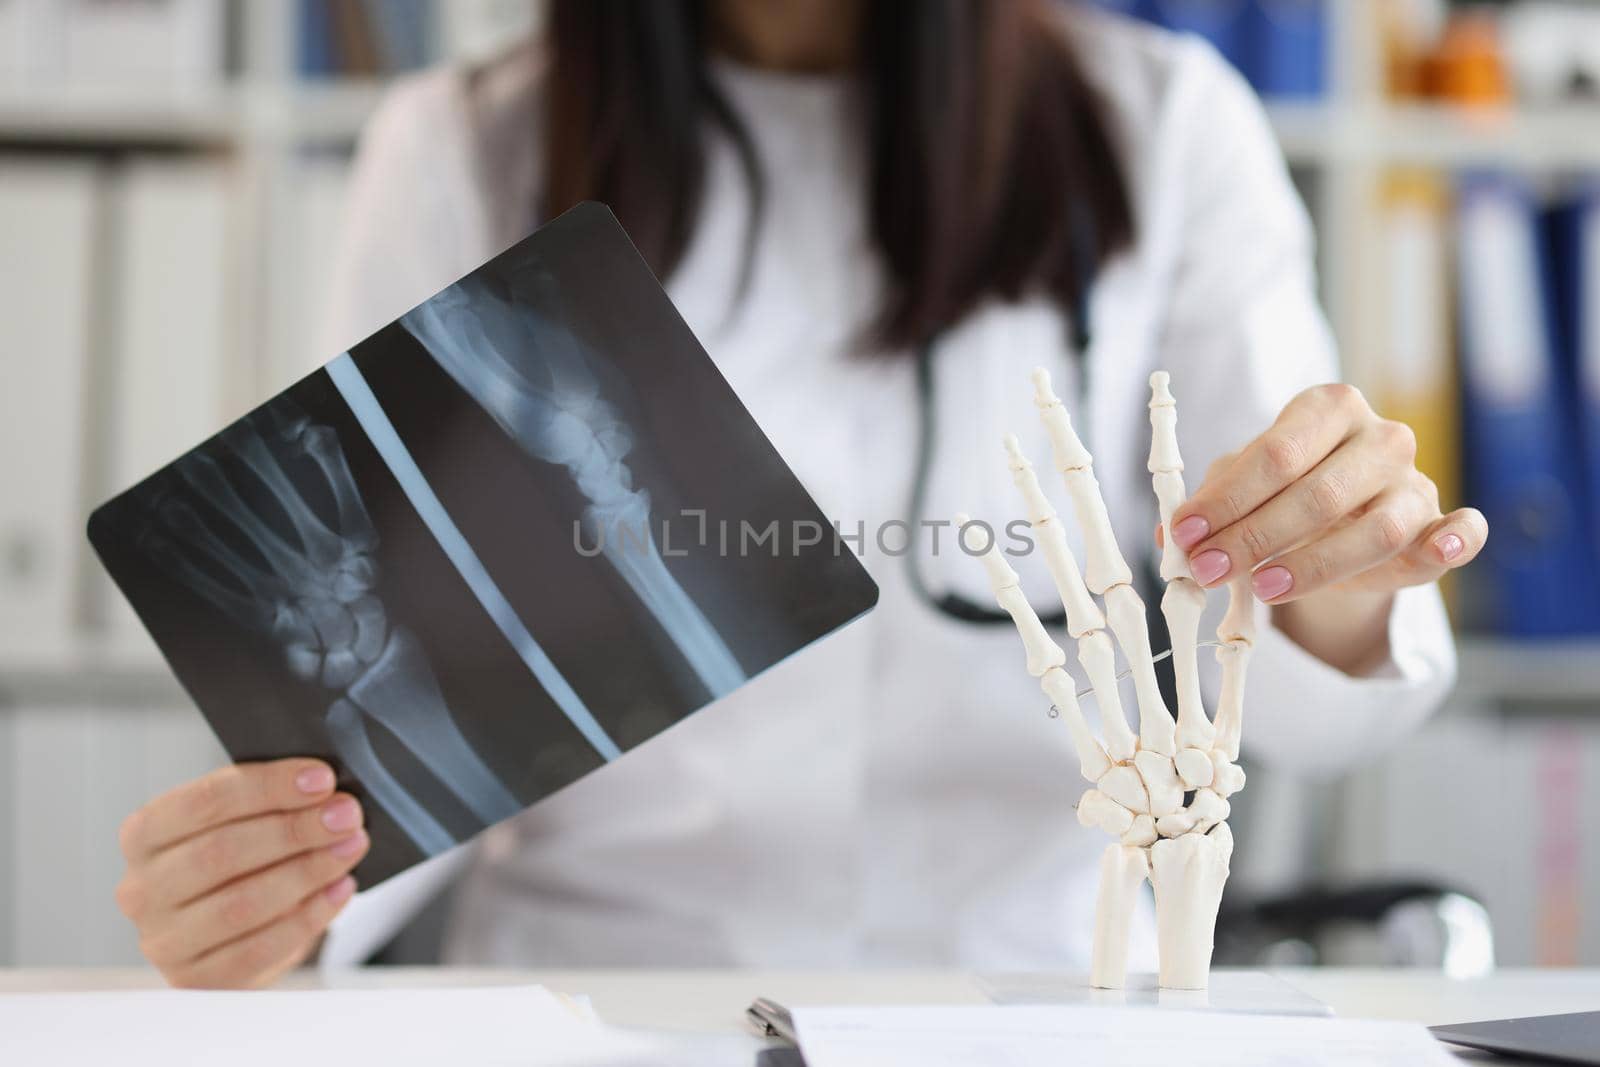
[319,10,1456,970]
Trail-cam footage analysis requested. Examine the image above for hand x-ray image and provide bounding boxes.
[90,203,879,885]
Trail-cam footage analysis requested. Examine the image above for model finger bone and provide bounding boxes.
[959,369,1254,991]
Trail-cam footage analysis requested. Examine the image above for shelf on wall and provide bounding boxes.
[1454,637,1600,706]
[1270,101,1600,170]
[0,637,185,708]
[3,86,1598,166]
[0,81,386,146]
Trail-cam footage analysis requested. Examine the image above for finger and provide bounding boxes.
[1282,500,1485,597]
[1245,486,1434,604]
[1336,506,1490,595]
[141,830,369,967]
[1420,506,1489,570]
[121,759,337,861]
[145,793,365,909]
[166,875,356,990]
[1184,431,1396,587]
[1170,384,1367,552]
[1204,449,1240,485]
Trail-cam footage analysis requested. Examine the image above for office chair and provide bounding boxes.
[1215,880,1496,978]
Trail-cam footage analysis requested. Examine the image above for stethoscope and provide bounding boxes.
[905,273,1095,628]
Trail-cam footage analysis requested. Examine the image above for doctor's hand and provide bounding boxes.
[115,759,367,988]
[1164,384,1486,671]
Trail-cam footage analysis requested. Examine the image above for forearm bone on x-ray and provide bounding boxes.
[401,269,747,700]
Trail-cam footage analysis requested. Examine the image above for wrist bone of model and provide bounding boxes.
[1151,823,1234,990]
[1091,843,1151,989]
[1155,785,1231,838]
[1122,813,1158,848]
[1031,369,1176,758]
[1076,789,1134,836]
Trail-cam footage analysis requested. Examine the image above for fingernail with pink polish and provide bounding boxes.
[1252,566,1294,601]
[320,797,361,834]
[1189,549,1231,585]
[1435,533,1464,562]
[1172,515,1210,550]
[329,831,368,861]
[296,765,335,795]
[325,876,357,905]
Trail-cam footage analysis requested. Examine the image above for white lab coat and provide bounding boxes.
[319,11,1456,970]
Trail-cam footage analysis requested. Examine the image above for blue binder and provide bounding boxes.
[1455,174,1600,636]
[1246,0,1327,99]
[362,0,435,71]
[1543,185,1600,626]
[1094,1,1327,100]
[297,0,336,78]
[1084,0,1153,18]
[1145,0,1253,76]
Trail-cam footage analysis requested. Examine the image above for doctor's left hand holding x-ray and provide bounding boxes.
[112,0,1487,987]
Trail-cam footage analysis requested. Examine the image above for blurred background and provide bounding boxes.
[0,0,1597,971]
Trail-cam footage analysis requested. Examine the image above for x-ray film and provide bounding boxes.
[89,204,880,885]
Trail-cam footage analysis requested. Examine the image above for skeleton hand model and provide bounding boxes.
[401,263,746,700]
[141,403,521,856]
[957,370,1253,990]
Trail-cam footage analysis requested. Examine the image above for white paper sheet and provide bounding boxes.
[0,983,738,1066]
[792,1003,1460,1067]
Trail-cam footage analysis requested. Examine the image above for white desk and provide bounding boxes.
[3,966,1595,1063]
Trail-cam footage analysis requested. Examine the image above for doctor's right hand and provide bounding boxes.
[115,759,368,988]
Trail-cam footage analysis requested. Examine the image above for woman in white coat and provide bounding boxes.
[114,0,1486,988]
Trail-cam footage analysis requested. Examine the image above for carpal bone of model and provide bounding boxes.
[957,369,1255,991]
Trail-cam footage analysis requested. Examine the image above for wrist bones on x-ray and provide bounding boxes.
[958,370,1253,991]
[400,266,746,699]
[142,404,520,854]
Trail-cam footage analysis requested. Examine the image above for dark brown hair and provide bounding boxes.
[544,0,1134,350]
